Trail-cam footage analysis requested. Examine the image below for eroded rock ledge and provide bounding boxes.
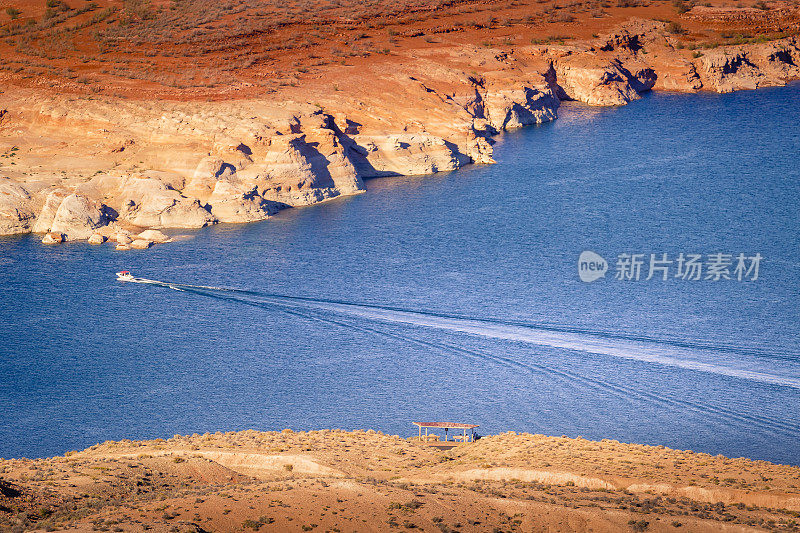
[1,20,798,247]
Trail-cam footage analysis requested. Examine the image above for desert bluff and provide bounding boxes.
[1,1,799,248]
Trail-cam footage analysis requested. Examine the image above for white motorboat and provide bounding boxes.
[116,270,135,282]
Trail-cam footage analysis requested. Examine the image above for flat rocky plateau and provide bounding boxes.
[1,431,799,532]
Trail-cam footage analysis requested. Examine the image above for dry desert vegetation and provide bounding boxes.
[0,0,797,98]
[1,430,800,532]
[0,0,799,246]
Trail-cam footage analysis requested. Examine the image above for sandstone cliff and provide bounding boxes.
[0,21,798,246]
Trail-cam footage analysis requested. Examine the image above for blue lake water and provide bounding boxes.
[2,85,799,464]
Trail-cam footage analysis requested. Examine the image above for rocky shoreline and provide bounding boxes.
[1,19,799,249]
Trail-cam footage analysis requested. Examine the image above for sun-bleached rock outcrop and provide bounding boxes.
[695,49,770,93]
[555,56,649,106]
[694,38,800,93]
[117,177,215,229]
[245,130,364,206]
[41,232,63,244]
[184,153,249,203]
[48,194,108,241]
[482,84,560,131]
[32,189,69,234]
[137,229,169,243]
[587,21,700,93]
[207,181,279,223]
[114,232,133,245]
[651,56,703,92]
[754,39,800,80]
[76,174,211,231]
[349,133,469,177]
[0,179,35,235]
[129,239,152,249]
[463,131,495,165]
[183,157,229,203]
[310,129,364,195]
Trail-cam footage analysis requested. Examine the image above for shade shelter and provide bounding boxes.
[413,422,479,442]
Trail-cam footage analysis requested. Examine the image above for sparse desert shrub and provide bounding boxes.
[403,500,424,510]
[118,0,154,25]
[667,21,686,34]
[540,34,569,43]
[628,520,650,532]
[673,0,690,13]
[90,7,115,24]
[6,7,21,19]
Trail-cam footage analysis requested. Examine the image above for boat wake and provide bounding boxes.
[116,274,800,435]
[279,306,800,437]
[120,275,800,391]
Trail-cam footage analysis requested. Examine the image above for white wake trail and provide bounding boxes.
[251,295,800,391]
[128,278,800,390]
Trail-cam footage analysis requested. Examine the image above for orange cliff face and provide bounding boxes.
[0,0,799,245]
[1,430,799,532]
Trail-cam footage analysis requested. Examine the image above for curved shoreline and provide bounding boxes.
[1,19,799,248]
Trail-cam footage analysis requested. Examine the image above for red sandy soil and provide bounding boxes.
[1,430,800,532]
[0,0,798,101]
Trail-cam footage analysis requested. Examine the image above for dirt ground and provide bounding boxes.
[1,0,798,101]
[1,430,799,532]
